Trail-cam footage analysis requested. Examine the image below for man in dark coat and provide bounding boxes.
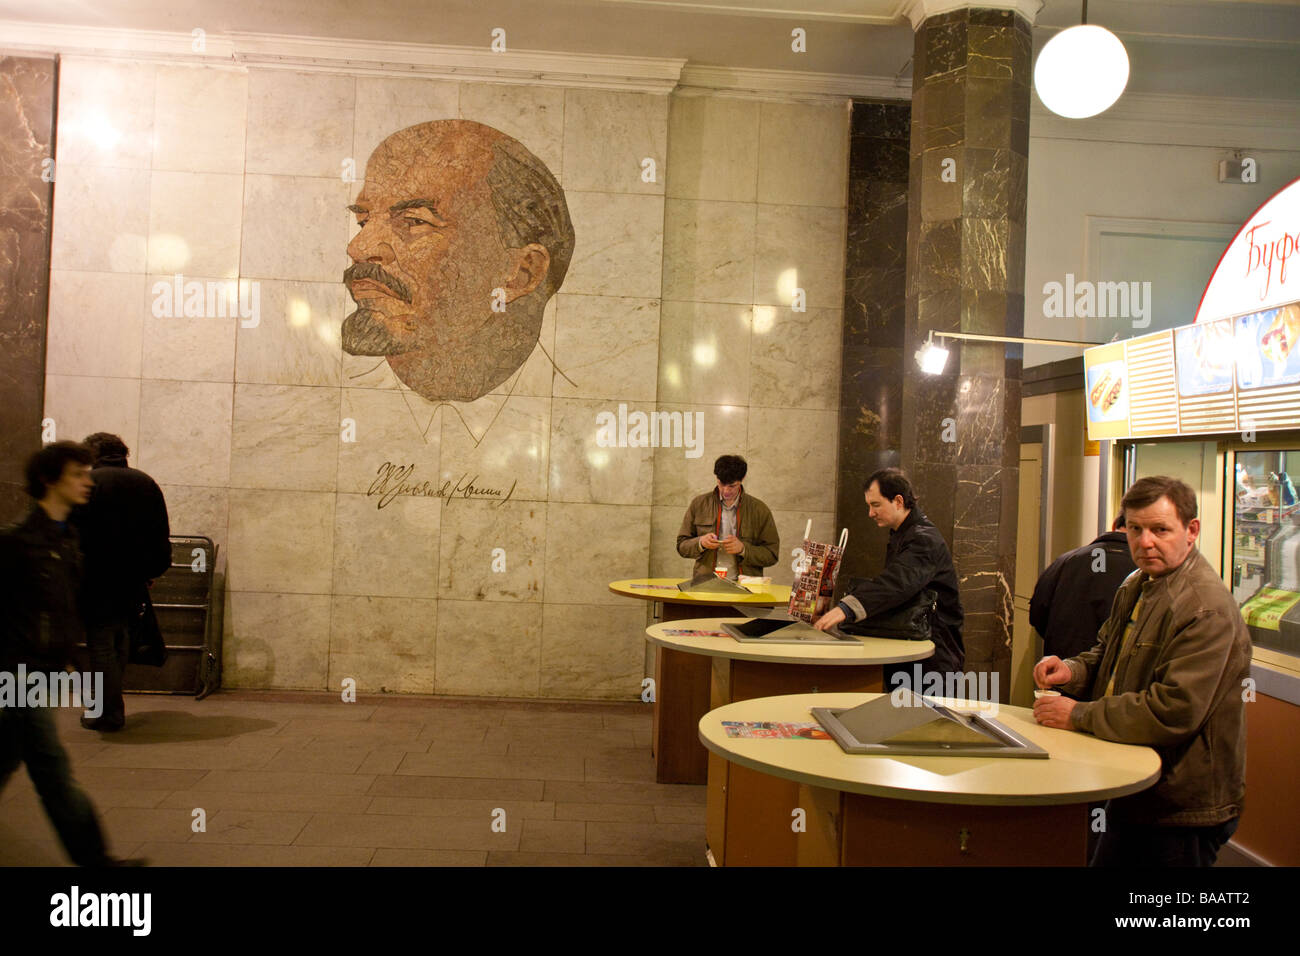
[0,441,138,865]
[813,468,965,685]
[1030,514,1138,663]
[73,433,172,732]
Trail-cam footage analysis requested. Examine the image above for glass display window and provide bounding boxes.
[1232,449,1300,659]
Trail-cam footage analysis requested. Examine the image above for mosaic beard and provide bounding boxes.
[341,306,417,355]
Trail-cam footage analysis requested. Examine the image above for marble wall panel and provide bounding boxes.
[142,273,238,383]
[539,603,646,699]
[656,301,752,407]
[548,398,654,505]
[332,492,440,599]
[768,509,839,588]
[55,58,154,169]
[757,101,850,208]
[749,306,843,409]
[153,65,248,174]
[353,77,459,166]
[542,502,651,605]
[745,407,838,513]
[666,94,759,203]
[649,403,749,508]
[435,600,542,698]
[45,271,145,378]
[222,591,332,690]
[459,83,565,178]
[562,192,664,298]
[661,199,756,304]
[157,483,230,571]
[552,295,660,403]
[43,375,141,458]
[245,71,355,178]
[136,379,233,487]
[649,504,689,579]
[240,174,352,283]
[48,165,150,274]
[562,89,667,195]
[438,394,551,503]
[329,595,438,694]
[147,171,244,278]
[438,499,546,603]
[229,383,340,492]
[753,203,846,310]
[337,386,441,496]
[233,279,345,387]
[224,489,335,593]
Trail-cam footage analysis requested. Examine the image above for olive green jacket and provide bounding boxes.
[676,488,780,579]
[1058,547,1250,826]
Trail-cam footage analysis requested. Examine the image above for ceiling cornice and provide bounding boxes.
[678,63,910,103]
[901,0,1043,30]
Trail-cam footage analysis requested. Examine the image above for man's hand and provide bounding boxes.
[700,533,720,550]
[1033,695,1077,730]
[813,606,846,632]
[1033,655,1072,689]
[720,535,744,555]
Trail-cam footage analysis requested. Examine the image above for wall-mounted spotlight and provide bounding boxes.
[914,331,950,375]
[915,330,1103,375]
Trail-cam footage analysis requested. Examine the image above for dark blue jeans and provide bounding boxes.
[86,619,131,726]
[1090,808,1239,867]
[0,702,110,865]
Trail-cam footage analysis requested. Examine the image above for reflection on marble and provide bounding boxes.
[542,502,651,605]
[337,386,441,495]
[225,489,334,593]
[745,407,838,513]
[460,82,565,180]
[438,499,545,603]
[240,174,351,283]
[749,307,843,409]
[562,192,664,298]
[753,203,846,310]
[148,171,244,277]
[136,379,233,487]
[548,398,654,505]
[329,595,438,694]
[438,394,551,503]
[562,89,667,195]
[222,591,331,689]
[45,271,144,378]
[656,301,751,407]
[332,492,439,598]
[661,199,756,304]
[234,278,344,386]
[666,94,759,203]
[540,603,645,699]
[55,58,155,169]
[245,70,355,178]
[48,164,150,273]
[142,272,237,383]
[552,295,659,402]
[42,374,141,461]
[757,101,849,208]
[156,483,230,572]
[230,384,339,491]
[435,600,542,697]
[650,403,748,507]
[153,65,247,174]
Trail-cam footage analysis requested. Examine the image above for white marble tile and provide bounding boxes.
[46,271,144,378]
[42,375,141,455]
[743,407,839,513]
[552,295,659,403]
[757,100,850,208]
[229,384,340,492]
[329,595,438,694]
[240,174,352,283]
[222,591,331,690]
[458,83,564,181]
[542,502,651,605]
[157,484,230,572]
[55,57,155,169]
[234,279,345,386]
[562,192,664,299]
[548,398,654,505]
[337,387,441,496]
[148,171,244,278]
[666,94,760,202]
[332,492,440,599]
[539,603,645,700]
[562,89,667,194]
[661,199,756,304]
[753,203,846,310]
[649,505,693,579]
[438,394,551,504]
[355,77,460,110]
[656,300,751,407]
[245,70,355,178]
[224,489,335,593]
[650,403,749,507]
[435,600,542,698]
[438,500,546,603]
[749,307,843,409]
[142,273,238,383]
[49,165,150,274]
[768,510,839,588]
[136,379,233,487]
[153,65,248,174]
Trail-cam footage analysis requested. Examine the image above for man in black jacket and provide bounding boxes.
[813,468,965,684]
[74,433,172,732]
[0,442,136,865]
[1030,514,1138,663]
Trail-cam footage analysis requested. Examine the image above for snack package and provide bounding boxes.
[788,522,848,624]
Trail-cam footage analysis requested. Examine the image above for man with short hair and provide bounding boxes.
[74,433,172,732]
[814,468,964,684]
[1033,475,1250,867]
[677,455,779,580]
[1030,513,1138,663]
[0,442,138,865]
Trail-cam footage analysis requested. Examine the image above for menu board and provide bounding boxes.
[1084,299,1300,441]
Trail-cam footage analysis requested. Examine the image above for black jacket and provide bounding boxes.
[0,505,86,671]
[836,507,965,674]
[71,459,172,625]
[1030,530,1137,661]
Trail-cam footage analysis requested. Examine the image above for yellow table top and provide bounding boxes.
[609,577,792,606]
[646,617,934,666]
[699,693,1161,806]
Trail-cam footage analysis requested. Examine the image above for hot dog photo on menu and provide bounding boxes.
[1086,359,1128,423]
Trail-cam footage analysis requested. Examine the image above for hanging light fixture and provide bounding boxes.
[1033,0,1129,119]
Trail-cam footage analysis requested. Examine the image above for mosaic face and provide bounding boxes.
[342,120,573,403]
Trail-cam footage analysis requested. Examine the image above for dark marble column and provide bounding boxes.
[901,8,1031,696]
[836,100,912,583]
[0,56,57,523]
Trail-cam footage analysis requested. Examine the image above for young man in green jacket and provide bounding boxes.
[676,455,780,580]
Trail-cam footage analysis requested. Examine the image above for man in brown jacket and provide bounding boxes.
[676,454,780,580]
[1033,475,1250,866]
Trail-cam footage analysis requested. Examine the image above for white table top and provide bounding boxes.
[609,578,791,606]
[646,617,934,666]
[699,693,1162,806]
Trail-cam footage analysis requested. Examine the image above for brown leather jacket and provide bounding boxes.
[676,488,780,579]
[1059,546,1250,826]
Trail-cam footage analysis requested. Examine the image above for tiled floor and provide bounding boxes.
[0,691,706,867]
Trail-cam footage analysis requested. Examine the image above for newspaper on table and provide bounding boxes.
[788,521,849,624]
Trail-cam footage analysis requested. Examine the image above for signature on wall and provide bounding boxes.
[367,462,517,510]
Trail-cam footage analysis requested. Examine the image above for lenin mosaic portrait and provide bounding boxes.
[342,120,575,403]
